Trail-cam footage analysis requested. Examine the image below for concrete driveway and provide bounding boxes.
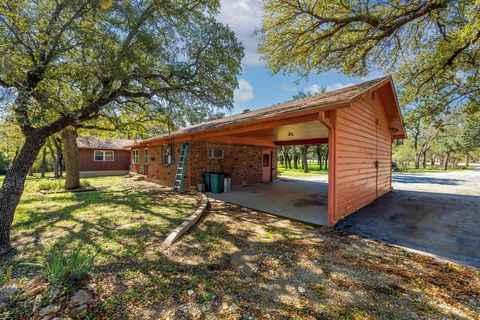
[207,178,329,225]
[337,167,480,268]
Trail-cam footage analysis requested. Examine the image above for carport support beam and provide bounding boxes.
[319,111,337,225]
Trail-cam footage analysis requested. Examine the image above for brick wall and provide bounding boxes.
[190,141,277,187]
[131,140,277,189]
[131,144,191,188]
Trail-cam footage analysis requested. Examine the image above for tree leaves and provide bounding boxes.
[259,0,479,116]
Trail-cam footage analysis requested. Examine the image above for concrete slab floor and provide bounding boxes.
[206,178,329,226]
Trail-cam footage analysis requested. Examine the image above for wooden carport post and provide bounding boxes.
[319,111,337,225]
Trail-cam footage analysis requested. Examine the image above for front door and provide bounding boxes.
[262,151,272,182]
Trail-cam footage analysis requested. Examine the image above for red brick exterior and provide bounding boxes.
[130,141,277,189]
[189,141,277,186]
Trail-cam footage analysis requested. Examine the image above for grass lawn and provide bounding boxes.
[394,166,476,174]
[277,162,328,177]
[1,175,479,319]
[277,162,476,177]
[1,175,200,266]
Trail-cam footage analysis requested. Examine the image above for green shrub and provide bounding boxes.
[0,265,13,286]
[46,248,96,289]
[37,180,63,191]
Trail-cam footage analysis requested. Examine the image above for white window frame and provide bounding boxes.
[144,148,149,164]
[208,149,224,159]
[162,144,175,166]
[94,150,115,162]
[132,149,140,164]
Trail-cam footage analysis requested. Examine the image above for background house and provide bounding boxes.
[77,137,135,177]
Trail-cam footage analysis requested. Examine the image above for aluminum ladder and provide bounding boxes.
[173,143,189,192]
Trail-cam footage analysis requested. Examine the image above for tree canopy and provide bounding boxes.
[0,0,243,135]
[0,0,244,254]
[259,0,480,115]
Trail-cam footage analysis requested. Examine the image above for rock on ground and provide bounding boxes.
[70,303,88,318]
[69,290,93,307]
[38,304,61,317]
[0,286,20,304]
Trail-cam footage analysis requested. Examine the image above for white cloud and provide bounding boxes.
[325,82,355,92]
[303,82,356,95]
[217,0,264,66]
[304,84,325,95]
[234,79,254,104]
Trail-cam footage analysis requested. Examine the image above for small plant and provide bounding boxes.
[46,248,96,289]
[81,179,91,187]
[0,265,13,286]
[38,180,64,191]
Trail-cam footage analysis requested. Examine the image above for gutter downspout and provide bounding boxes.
[319,111,336,225]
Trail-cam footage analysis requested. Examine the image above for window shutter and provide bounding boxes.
[170,143,175,163]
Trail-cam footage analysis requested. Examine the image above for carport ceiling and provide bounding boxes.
[232,120,329,143]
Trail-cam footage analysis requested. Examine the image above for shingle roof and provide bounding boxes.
[134,76,403,146]
[76,137,137,150]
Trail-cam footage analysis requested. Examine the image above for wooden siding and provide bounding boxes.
[331,92,392,223]
[78,149,130,171]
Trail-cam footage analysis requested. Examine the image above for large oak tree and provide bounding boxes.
[259,0,480,115]
[0,0,243,255]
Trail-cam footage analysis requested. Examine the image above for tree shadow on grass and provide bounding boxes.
[6,184,198,275]
[83,200,479,319]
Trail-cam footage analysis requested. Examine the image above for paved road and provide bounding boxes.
[337,167,480,268]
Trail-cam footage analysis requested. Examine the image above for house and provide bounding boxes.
[128,76,406,225]
[77,137,135,177]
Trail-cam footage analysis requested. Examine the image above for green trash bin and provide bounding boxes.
[203,172,212,192]
[210,173,225,193]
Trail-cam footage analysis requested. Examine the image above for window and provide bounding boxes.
[263,153,270,167]
[144,148,149,164]
[208,149,223,159]
[162,144,175,166]
[94,150,114,161]
[132,149,140,164]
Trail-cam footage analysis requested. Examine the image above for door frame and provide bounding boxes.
[261,150,272,182]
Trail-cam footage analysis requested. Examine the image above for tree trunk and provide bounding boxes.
[28,167,34,176]
[47,139,59,178]
[293,154,298,169]
[62,128,80,190]
[52,136,63,178]
[40,148,47,178]
[301,145,309,173]
[414,153,421,169]
[325,149,328,170]
[422,152,427,169]
[0,133,47,255]
[466,154,470,167]
[444,153,450,171]
[412,131,420,169]
[316,146,321,166]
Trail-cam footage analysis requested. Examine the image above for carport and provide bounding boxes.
[203,76,405,225]
[130,76,406,225]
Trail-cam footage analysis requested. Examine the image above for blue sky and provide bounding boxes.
[218,0,384,114]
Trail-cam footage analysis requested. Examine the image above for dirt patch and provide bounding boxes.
[156,199,480,319]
